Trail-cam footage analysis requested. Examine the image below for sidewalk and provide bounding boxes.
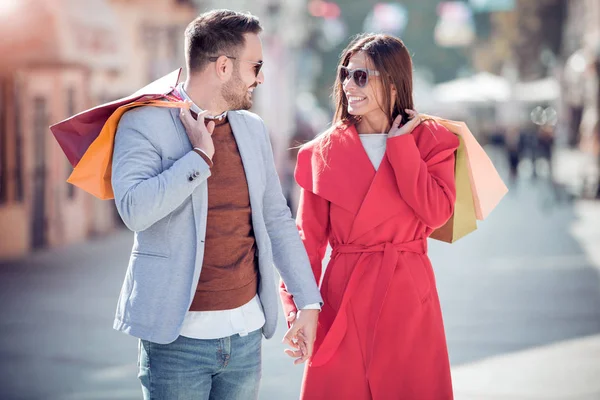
[1,147,599,399]
[450,198,600,400]
[452,334,600,400]
[553,146,598,197]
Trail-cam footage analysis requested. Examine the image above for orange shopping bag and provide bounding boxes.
[67,100,188,200]
[50,69,182,167]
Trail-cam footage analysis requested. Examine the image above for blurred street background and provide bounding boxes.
[1,0,600,399]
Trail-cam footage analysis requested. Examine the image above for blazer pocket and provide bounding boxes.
[132,212,173,258]
[131,250,170,259]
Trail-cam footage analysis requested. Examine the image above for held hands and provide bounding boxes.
[282,309,319,365]
[179,102,216,159]
[388,109,422,138]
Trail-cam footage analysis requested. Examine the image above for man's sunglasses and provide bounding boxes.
[339,66,380,88]
[208,55,263,77]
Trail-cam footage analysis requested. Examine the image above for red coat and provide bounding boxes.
[281,121,459,399]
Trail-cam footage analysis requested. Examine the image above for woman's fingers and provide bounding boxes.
[286,311,297,323]
[388,109,421,137]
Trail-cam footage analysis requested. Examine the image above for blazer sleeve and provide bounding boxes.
[386,121,459,229]
[279,147,331,320]
[257,120,323,312]
[111,108,211,232]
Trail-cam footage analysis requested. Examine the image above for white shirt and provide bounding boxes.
[359,133,388,170]
[180,295,266,340]
[176,84,319,340]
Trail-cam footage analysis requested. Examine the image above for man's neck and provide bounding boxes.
[183,78,227,117]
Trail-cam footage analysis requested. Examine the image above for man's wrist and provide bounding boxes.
[193,148,213,168]
[300,303,321,311]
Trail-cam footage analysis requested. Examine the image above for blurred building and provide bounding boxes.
[99,0,197,100]
[192,0,313,173]
[0,0,316,259]
[561,0,600,147]
[0,0,196,259]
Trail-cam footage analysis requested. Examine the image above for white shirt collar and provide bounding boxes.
[177,83,228,120]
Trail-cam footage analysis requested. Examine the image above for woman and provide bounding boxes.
[280,33,459,399]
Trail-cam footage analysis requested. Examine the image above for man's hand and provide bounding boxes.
[179,103,216,159]
[282,309,319,365]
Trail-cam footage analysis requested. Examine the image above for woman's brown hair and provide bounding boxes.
[332,33,414,128]
[310,34,420,164]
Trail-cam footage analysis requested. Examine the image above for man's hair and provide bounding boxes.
[185,9,262,73]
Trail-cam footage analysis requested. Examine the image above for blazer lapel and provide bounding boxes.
[168,108,204,247]
[227,112,263,210]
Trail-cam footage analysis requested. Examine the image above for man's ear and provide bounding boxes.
[214,55,233,81]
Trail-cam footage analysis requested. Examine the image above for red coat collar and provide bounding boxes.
[295,122,412,242]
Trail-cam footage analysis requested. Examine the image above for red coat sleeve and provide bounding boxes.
[279,187,330,320]
[386,122,459,229]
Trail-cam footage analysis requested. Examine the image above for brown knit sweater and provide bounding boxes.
[189,116,259,311]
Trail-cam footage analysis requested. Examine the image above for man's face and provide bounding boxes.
[222,33,265,110]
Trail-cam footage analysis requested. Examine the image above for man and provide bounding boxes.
[111,9,322,400]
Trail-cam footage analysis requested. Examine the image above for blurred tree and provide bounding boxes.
[472,11,517,74]
[402,0,471,82]
[309,0,470,110]
[512,0,566,80]
[472,0,567,80]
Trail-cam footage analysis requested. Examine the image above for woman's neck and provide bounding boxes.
[355,112,390,135]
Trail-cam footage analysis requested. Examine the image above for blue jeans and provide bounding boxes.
[138,330,262,400]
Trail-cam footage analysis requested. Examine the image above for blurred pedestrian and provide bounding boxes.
[111,9,322,400]
[505,126,522,186]
[537,123,555,172]
[280,33,457,399]
[594,51,600,199]
[594,120,600,199]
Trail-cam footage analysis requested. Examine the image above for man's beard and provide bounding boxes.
[222,70,253,111]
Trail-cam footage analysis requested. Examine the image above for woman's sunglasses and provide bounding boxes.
[339,66,380,88]
[209,55,263,77]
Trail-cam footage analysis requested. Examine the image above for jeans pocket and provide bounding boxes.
[138,339,152,370]
[137,340,141,368]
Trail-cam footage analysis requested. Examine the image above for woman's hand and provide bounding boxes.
[388,109,421,138]
[283,309,319,365]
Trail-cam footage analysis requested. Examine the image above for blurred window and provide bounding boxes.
[141,24,161,81]
[14,79,23,202]
[31,96,48,249]
[66,87,76,199]
[33,97,47,170]
[0,78,7,204]
[167,25,180,60]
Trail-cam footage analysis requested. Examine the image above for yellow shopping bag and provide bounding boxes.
[426,115,508,243]
[430,136,478,243]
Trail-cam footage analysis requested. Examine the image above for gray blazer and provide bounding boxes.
[111,105,322,344]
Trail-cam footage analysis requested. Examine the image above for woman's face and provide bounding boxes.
[342,52,387,123]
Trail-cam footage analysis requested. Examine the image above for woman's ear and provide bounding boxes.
[390,84,398,115]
